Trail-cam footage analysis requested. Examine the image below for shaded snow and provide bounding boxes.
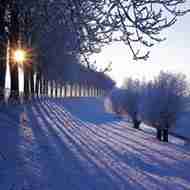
[0,98,190,190]
[171,112,190,139]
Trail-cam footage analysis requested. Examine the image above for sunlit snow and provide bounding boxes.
[0,98,190,190]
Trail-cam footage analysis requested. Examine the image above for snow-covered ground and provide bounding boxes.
[0,98,190,190]
[171,112,190,139]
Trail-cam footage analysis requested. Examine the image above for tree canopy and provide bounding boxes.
[141,72,188,129]
[0,0,189,63]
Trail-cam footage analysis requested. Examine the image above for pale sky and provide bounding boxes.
[91,11,190,87]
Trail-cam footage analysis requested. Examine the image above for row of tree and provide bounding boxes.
[109,72,189,142]
[1,62,115,103]
[28,78,106,100]
[31,63,115,99]
[0,1,115,103]
[1,0,189,68]
[0,0,189,102]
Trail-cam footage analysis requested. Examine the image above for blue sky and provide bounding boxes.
[92,9,190,87]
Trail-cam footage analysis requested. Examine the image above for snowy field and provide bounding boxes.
[0,98,190,190]
[172,112,190,140]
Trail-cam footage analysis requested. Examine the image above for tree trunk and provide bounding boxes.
[163,129,169,142]
[0,0,7,101]
[50,81,53,97]
[133,119,141,129]
[87,85,90,96]
[42,78,45,96]
[24,66,30,101]
[95,88,97,96]
[9,1,20,101]
[85,85,87,97]
[43,79,46,96]
[60,85,63,97]
[35,73,40,97]
[90,86,92,96]
[10,63,19,100]
[98,88,100,96]
[96,88,98,97]
[79,84,81,97]
[55,82,58,97]
[70,84,73,97]
[74,84,77,97]
[39,77,43,97]
[64,84,67,97]
[30,71,34,97]
[156,128,162,141]
[45,80,48,96]
[0,44,6,101]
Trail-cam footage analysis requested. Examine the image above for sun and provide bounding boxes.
[14,49,26,63]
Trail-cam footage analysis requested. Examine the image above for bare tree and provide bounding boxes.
[0,0,189,64]
[72,0,190,61]
[108,79,143,127]
[2,0,189,61]
[122,78,143,129]
[141,72,188,142]
[0,0,190,98]
[108,88,127,115]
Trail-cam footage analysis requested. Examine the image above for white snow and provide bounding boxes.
[171,112,190,139]
[0,98,190,190]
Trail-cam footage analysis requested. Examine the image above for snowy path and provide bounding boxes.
[0,98,190,190]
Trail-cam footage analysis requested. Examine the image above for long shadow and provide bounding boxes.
[99,122,190,163]
[41,100,149,190]
[94,123,190,180]
[28,104,101,190]
[0,103,39,189]
[50,100,188,164]
[32,108,86,189]
[42,100,181,189]
[111,120,190,155]
[76,121,190,186]
[1,99,182,189]
[55,98,190,162]
[54,108,185,167]
[41,101,136,189]
[35,98,190,189]
[53,98,188,154]
[50,100,190,188]
[106,125,190,170]
[50,100,190,180]
[34,101,128,190]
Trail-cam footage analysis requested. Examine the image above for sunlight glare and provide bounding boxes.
[91,42,190,87]
[14,49,26,63]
